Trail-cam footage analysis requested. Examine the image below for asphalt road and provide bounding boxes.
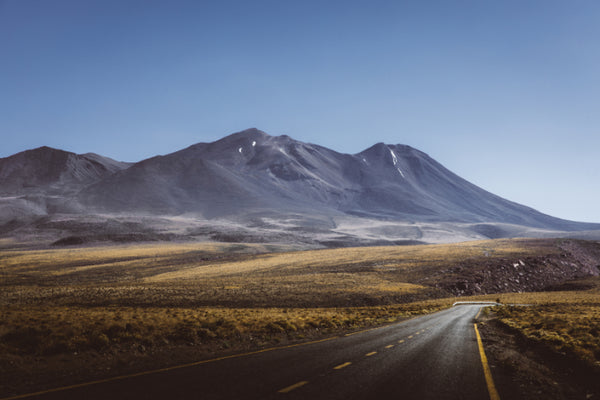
[18,305,494,400]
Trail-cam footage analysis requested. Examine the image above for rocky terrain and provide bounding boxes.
[418,240,600,296]
[1,128,599,246]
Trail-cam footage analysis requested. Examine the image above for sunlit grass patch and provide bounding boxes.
[0,300,451,356]
[143,238,554,282]
[1,238,597,360]
[490,292,600,367]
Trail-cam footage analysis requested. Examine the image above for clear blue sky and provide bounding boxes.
[1,0,599,222]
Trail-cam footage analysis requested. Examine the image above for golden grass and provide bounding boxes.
[144,238,552,282]
[0,300,452,356]
[1,238,559,308]
[494,303,600,366]
[462,279,600,367]
[0,242,275,276]
[0,238,595,362]
[0,238,549,283]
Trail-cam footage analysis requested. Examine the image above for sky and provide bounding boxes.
[1,0,599,223]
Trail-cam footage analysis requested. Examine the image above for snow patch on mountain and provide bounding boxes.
[390,149,398,165]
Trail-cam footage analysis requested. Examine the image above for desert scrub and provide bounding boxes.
[2,238,577,309]
[494,304,600,367]
[0,301,450,356]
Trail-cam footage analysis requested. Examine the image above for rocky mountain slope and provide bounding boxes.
[80,129,595,228]
[0,146,130,195]
[0,148,131,226]
[1,129,599,245]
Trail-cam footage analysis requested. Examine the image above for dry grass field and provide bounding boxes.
[0,238,576,308]
[467,281,600,399]
[0,301,450,357]
[480,278,600,368]
[1,238,599,396]
[497,303,600,364]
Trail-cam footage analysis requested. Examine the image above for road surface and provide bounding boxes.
[12,305,497,400]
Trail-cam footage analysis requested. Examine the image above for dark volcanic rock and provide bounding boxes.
[0,147,130,195]
[78,128,600,232]
[423,240,600,296]
[0,147,131,226]
[1,128,600,242]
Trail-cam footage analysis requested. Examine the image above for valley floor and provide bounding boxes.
[1,239,599,398]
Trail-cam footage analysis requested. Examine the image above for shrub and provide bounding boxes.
[90,332,110,350]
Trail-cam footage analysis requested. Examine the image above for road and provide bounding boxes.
[14,305,497,400]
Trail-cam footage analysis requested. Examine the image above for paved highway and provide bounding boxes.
[12,305,498,400]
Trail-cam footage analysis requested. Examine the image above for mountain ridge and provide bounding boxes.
[1,128,599,246]
[0,146,131,194]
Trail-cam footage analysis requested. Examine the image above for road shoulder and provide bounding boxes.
[478,317,599,399]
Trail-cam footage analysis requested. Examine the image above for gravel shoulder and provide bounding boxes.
[479,316,600,400]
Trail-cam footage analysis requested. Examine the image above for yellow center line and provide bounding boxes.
[415,332,420,335]
[408,335,413,339]
[365,351,377,357]
[333,362,352,370]
[385,344,394,349]
[278,381,309,394]
[474,323,501,400]
[398,339,405,344]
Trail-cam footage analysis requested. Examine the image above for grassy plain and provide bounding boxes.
[0,238,560,308]
[0,239,593,348]
[1,238,599,396]
[483,279,600,368]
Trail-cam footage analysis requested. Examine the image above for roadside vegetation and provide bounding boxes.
[0,301,449,357]
[486,278,600,368]
[497,304,600,366]
[1,238,599,397]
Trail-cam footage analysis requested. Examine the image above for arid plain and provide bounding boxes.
[1,238,599,398]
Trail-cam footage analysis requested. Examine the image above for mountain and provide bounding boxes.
[1,129,599,246]
[79,128,593,229]
[0,146,130,195]
[0,147,131,224]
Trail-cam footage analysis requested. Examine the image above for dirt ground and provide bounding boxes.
[479,318,600,400]
[2,239,599,399]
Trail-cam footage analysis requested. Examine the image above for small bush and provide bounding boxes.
[90,332,110,350]
[265,322,285,334]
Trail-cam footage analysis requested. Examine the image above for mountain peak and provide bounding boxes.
[34,145,59,152]
[14,145,70,157]
[0,146,130,196]
[226,128,271,140]
[206,128,270,150]
[357,142,392,159]
[2,128,599,243]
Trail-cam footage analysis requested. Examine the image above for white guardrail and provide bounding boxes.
[452,301,502,306]
[452,301,532,307]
